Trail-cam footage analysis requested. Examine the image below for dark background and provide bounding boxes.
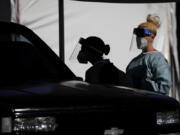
[0,0,11,22]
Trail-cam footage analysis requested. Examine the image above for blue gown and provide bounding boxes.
[126,51,172,95]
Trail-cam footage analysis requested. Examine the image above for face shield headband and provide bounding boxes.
[133,28,153,37]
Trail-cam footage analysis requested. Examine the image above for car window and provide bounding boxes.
[0,31,30,43]
[0,22,77,85]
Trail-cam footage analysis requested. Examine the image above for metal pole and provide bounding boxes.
[58,0,64,61]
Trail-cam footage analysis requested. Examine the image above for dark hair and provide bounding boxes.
[79,36,110,56]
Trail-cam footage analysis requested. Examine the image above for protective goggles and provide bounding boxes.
[133,28,153,37]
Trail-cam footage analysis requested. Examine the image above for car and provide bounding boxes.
[0,21,179,135]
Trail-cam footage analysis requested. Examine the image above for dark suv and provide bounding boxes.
[0,21,179,135]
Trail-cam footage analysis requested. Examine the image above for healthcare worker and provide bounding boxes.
[76,36,128,86]
[126,14,172,95]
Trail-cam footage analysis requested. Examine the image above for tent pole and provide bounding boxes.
[59,0,64,61]
[176,3,180,101]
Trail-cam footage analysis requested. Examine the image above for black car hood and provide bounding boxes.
[0,80,179,111]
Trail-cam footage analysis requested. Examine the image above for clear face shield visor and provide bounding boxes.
[69,38,85,62]
[129,28,153,51]
[69,37,104,63]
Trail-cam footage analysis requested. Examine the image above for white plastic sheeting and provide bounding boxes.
[11,0,59,55]
[64,1,179,99]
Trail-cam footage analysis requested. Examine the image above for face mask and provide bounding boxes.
[136,37,148,50]
[77,51,88,64]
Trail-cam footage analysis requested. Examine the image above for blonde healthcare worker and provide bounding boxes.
[126,14,172,95]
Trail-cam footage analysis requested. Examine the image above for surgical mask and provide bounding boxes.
[136,37,148,50]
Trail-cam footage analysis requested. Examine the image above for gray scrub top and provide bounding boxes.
[126,51,172,95]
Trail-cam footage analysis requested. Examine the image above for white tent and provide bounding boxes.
[11,0,180,101]
[11,0,59,55]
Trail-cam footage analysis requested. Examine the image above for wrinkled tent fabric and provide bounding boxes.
[11,0,59,55]
[11,0,179,101]
[168,4,180,100]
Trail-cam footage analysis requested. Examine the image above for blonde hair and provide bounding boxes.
[138,14,161,36]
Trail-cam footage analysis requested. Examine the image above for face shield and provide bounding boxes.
[69,37,105,63]
[69,38,85,63]
[129,28,153,51]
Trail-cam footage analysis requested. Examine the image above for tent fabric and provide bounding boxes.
[11,0,20,23]
[11,0,59,55]
[167,3,180,100]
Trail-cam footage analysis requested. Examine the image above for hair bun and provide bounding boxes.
[147,14,161,28]
[104,45,110,55]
